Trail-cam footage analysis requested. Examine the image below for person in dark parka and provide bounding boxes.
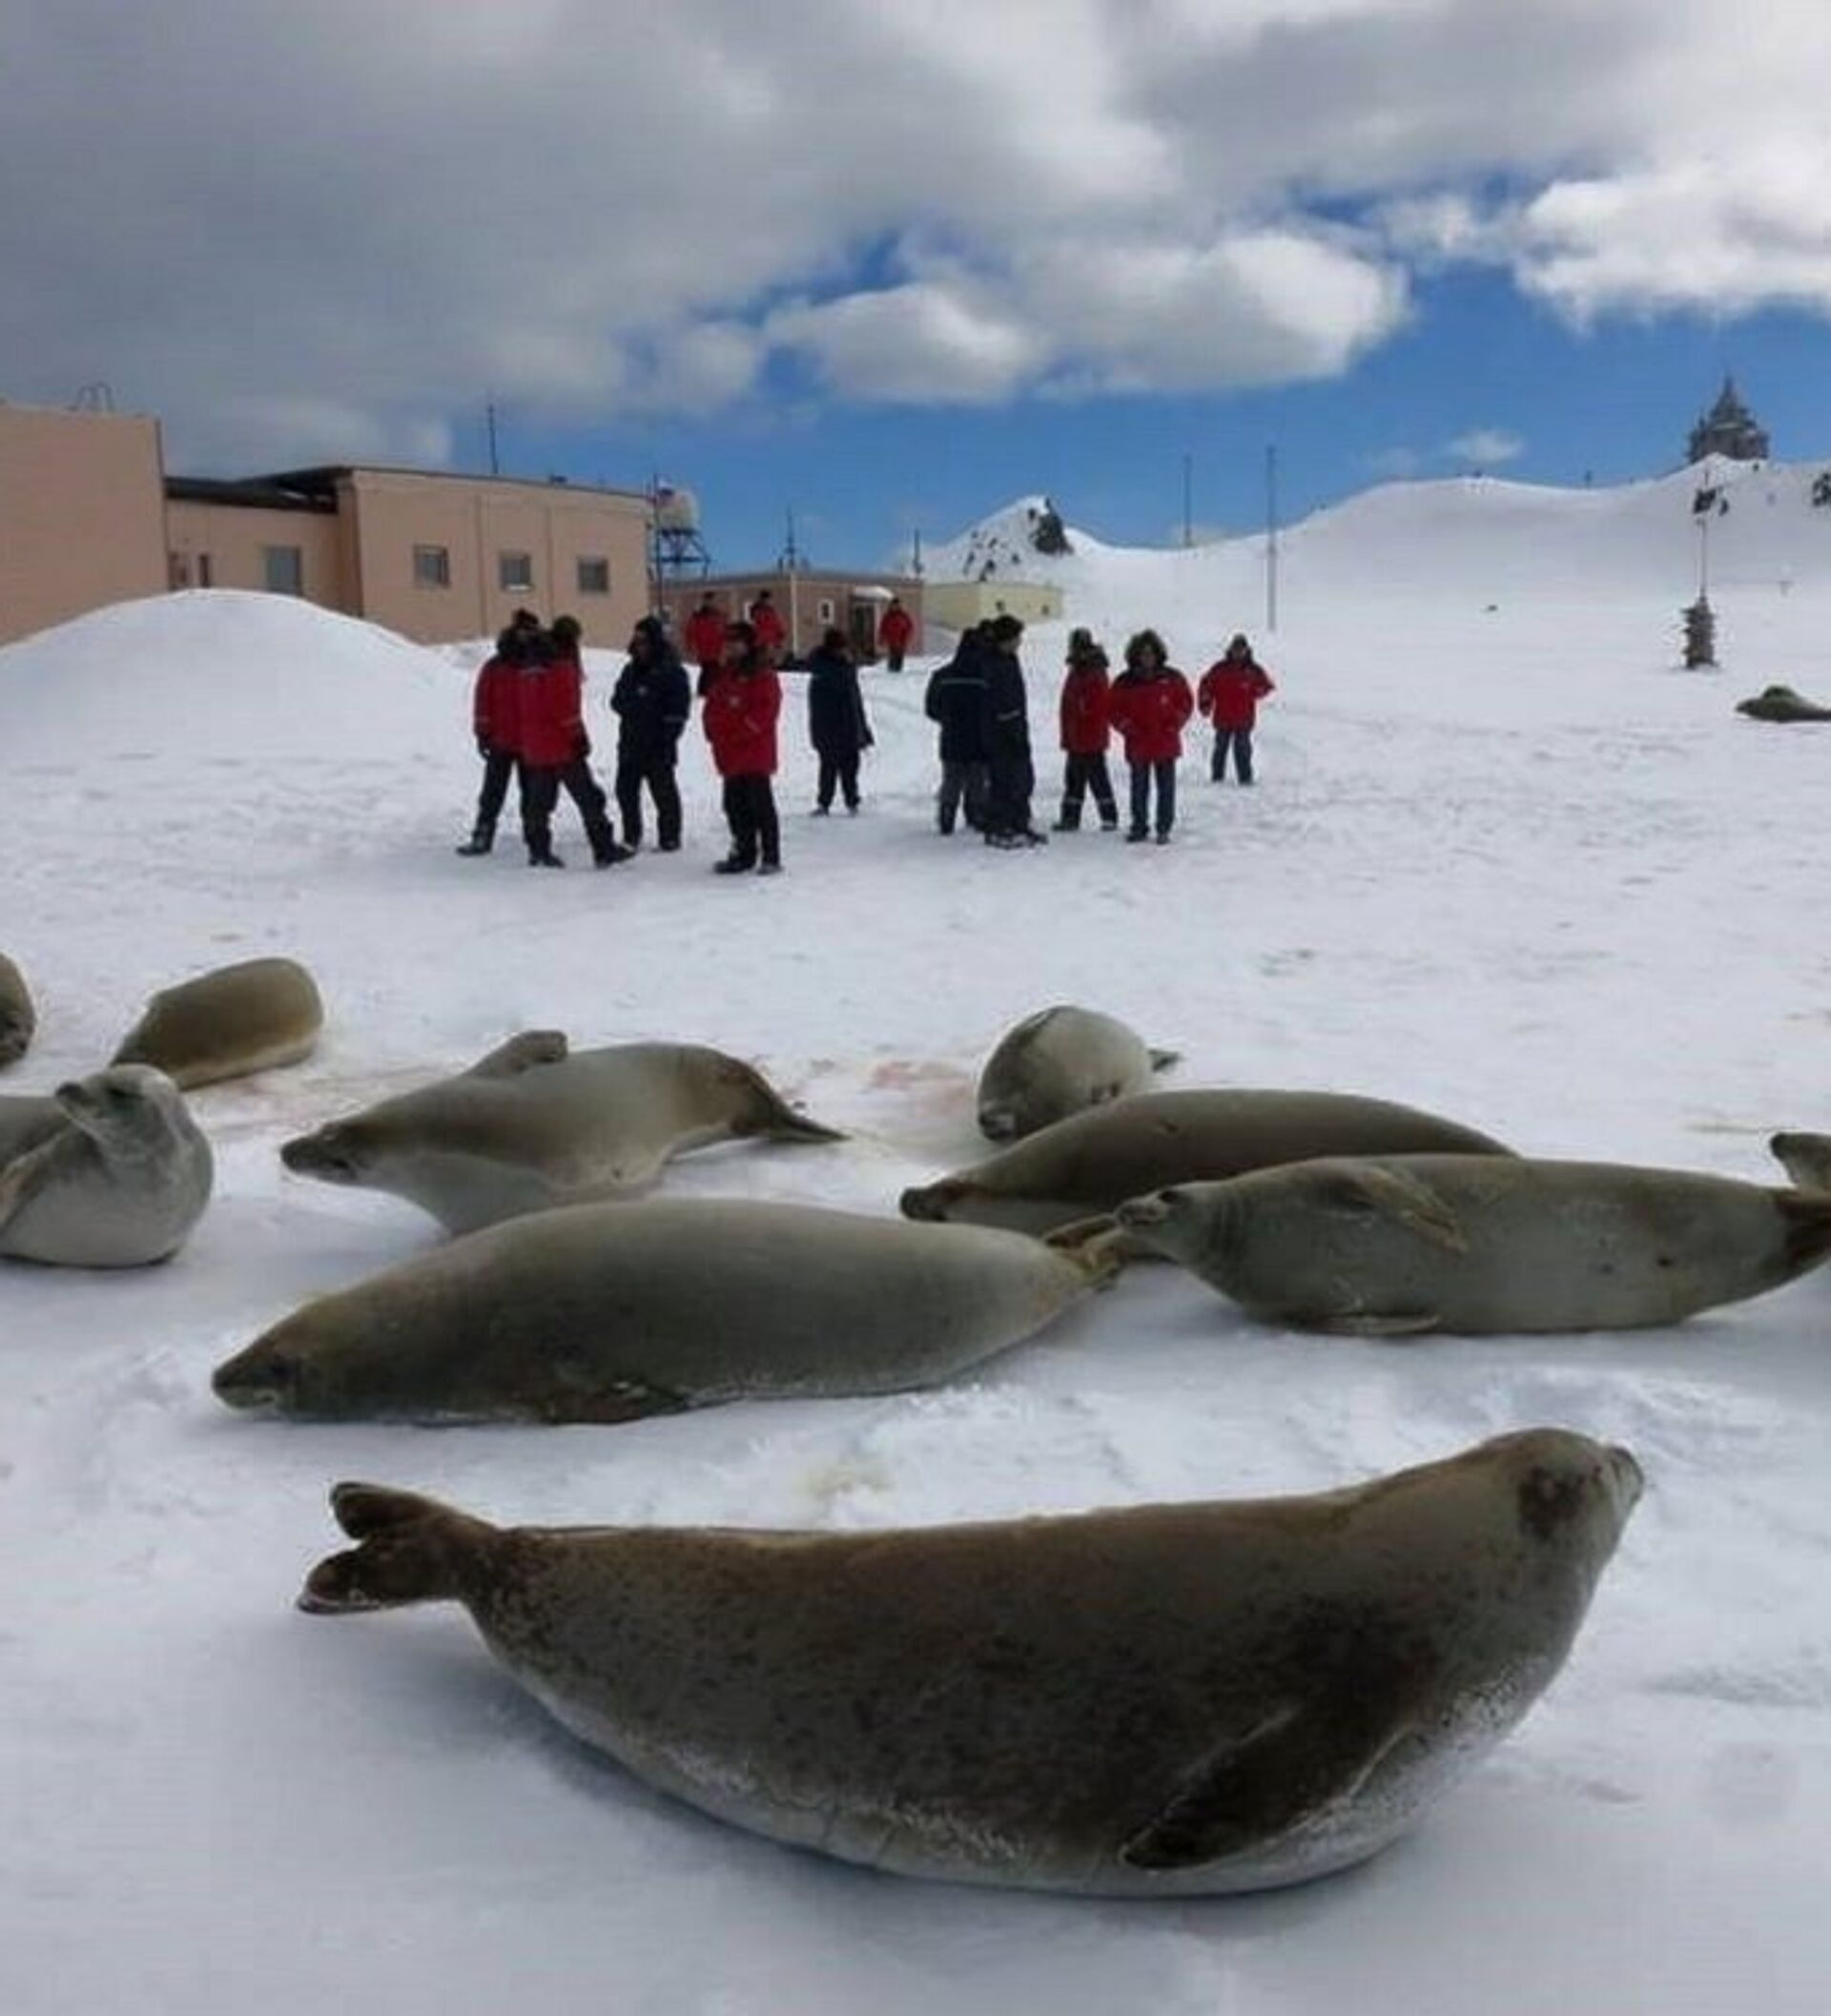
[979,613,1045,848]
[805,627,874,813]
[923,625,991,834]
[610,615,690,851]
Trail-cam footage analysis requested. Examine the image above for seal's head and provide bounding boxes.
[1770,1130,1831,1192]
[0,1008,28,1065]
[54,1065,183,1162]
[1484,1428,1644,1574]
[900,1179,968,1223]
[280,1120,378,1185]
[1114,1183,1226,1264]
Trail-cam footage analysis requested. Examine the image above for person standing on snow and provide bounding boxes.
[1198,632,1275,783]
[1109,628,1194,845]
[979,613,1045,848]
[1052,627,1120,833]
[684,594,729,698]
[611,616,690,852]
[517,619,631,869]
[923,624,991,835]
[456,624,526,856]
[703,620,784,875]
[748,587,789,666]
[806,627,874,815]
[877,595,914,672]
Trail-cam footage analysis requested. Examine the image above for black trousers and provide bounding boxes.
[472,748,520,832]
[523,759,620,862]
[984,752,1036,838]
[614,749,682,848]
[1059,752,1117,827]
[936,760,989,833]
[1129,760,1178,837]
[1211,729,1255,782]
[815,751,860,810]
[723,773,780,867]
[885,648,906,672]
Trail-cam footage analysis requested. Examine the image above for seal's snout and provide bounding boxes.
[212,1343,298,1411]
[978,1105,1018,1142]
[900,1183,954,1223]
[281,1132,355,1181]
[1606,1443,1645,1511]
[1115,1188,1179,1230]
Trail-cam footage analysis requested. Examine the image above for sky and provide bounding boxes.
[7,1,1831,567]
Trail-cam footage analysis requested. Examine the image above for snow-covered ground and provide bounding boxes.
[6,463,1831,2013]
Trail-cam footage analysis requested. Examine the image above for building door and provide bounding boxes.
[848,601,877,660]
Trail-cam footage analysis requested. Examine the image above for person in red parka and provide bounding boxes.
[684,595,728,697]
[703,619,784,874]
[1198,632,1275,784]
[455,623,527,855]
[1107,628,1194,845]
[515,618,630,869]
[877,595,914,672]
[1052,627,1119,833]
[748,588,789,666]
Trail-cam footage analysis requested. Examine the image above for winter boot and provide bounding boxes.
[455,824,494,856]
[1125,828,1149,844]
[528,850,565,868]
[713,854,755,875]
[1052,800,1081,833]
[757,859,783,875]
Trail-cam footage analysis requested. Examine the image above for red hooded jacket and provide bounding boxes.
[879,603,914,653]
[472,654,522,754]
[516,651,589,769]
[1108,668,1194,764]
[749,598,788,660]
[684,607,727,668]
[1059,660,1113,754]
[703,664,782,777]
[1199,659,1275,730]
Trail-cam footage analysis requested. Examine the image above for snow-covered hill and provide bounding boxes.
[6,493,1831,2015]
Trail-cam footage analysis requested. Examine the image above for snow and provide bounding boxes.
[6,463,1831,2013]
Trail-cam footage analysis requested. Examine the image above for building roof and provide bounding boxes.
[672,568,921,592]
[165,464,650,511]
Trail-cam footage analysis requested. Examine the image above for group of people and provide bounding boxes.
[458,602,874,877]
[922,620,1275,848]
[457,602,1272,873]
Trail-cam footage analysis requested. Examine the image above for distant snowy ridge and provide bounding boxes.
[925,456,1831,610]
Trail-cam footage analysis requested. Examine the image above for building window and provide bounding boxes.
[414,545,451,589]
[817,598,835,623]
[576,555,610,595]
[499,551,534,593]
[263,545,303,596]
[196,553,214,587]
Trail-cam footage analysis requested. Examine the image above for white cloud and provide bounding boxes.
[1447,429,1526,465]
[6,1,1831,462]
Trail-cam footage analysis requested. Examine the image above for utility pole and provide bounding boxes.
[911,527,924,577]
[485,398,500,477]
[1182,452,1193,549]
[780,506,803,657]
[1265,443,1280,634]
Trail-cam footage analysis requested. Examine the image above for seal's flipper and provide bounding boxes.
[1119,1697,1410,1871]
[1148,1048,1181,1074]
[1043,1214,1149,1275]
[466,1030,568,1079]
[0,1135,67,1233]
[298,1483,495,1614]
[1313,1164,1469,1253]
[726,1061,846,1143]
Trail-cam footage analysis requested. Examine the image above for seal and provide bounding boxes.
[212,1197,1121,1422]
[0,953,34,1068]
[1116,1153,1831,1334]
[278,1032,845,1233]
[976,1005,1178,1142]
[902,1089,1513,1236]
[110,956,323,1089]
[0,1065,214,1267]
[1771,1131,1831,1191]
[296,1428,1641,1896]
[1736,685,1831,723]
